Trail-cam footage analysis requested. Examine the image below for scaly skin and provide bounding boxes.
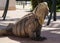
[0,2,49,41]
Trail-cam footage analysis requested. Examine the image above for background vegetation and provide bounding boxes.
[31,0,60,12]
[56,0,60,12]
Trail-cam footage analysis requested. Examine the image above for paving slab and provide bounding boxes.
[0,9,60,43]
[0,10,30,29]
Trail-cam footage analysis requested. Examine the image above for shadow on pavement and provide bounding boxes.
[7,28,60,43]
[0,18,20,21]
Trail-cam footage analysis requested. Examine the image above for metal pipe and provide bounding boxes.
[2,0,9,20]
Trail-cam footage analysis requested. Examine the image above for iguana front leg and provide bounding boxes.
[35,25,47,41]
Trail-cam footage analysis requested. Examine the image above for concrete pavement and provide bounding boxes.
[0,9,60,43]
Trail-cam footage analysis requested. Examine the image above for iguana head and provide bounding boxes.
[33,2,49,25]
